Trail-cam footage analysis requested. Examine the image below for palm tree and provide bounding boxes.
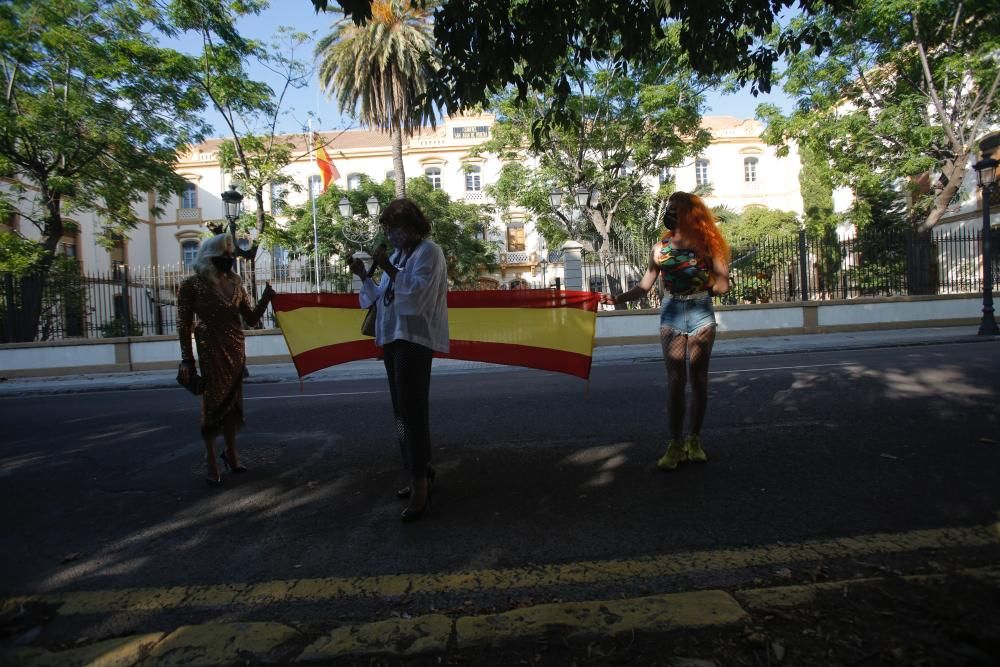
[316,0,438,199]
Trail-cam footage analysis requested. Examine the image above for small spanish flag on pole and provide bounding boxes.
[272,290,601,380]
[316,144,339,191]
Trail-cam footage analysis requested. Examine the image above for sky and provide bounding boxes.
[169,2,798,140]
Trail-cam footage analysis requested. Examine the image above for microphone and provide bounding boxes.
[367,243,387,278]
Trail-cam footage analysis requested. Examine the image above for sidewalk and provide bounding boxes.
[0,325,992,396]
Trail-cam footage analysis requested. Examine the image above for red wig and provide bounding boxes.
[667,192,730,264]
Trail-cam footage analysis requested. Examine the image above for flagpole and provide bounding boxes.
[307,118,321,293]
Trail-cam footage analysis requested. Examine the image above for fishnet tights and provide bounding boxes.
[660,325,717,443]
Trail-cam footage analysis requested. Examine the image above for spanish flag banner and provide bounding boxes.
[272,290,600,380]
[315,144,339,191]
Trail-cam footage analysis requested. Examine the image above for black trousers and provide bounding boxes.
[382,339,434,477]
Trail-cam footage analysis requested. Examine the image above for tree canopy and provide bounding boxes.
[758,0,1000,231]
[310,0,852,136]
[476,34,710,257]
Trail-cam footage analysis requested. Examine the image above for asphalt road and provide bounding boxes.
[1,341,998,606]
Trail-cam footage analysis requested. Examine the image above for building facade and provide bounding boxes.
[4,113,807,289]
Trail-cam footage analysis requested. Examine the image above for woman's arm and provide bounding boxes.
[177,279,196,363]
[710,256,730,296]
[240,281,275,328]
[602,247,659,306]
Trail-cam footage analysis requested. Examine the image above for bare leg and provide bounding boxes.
[660,328,689,442]
[687,325,717,436]
[223,420,240,468]
[204,436,220,481]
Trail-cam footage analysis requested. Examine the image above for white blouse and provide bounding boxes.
[359,239,449,353]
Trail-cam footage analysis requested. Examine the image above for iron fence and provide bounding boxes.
[2,229,996,342]
[582,229,997,306]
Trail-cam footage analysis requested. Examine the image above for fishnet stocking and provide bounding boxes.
[659,325,717,441]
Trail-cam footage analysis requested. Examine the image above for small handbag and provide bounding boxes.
[176,361,205,395]
[360,304,377,337]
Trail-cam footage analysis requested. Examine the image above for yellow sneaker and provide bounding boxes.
[685,434,707,463]
[657,440,688,470]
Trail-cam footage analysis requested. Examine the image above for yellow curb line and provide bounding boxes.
[3,524,998,617]
[0,632,164,667]
[6,568,1000,665]
[736,565,1000,609]
[0,623,298,667]
[296,590,751,661]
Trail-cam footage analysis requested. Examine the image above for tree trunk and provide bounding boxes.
[391,120,406,199]
[9,191,63,341]
[920,152,969,232]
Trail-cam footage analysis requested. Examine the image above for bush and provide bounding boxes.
[100,316,143,338]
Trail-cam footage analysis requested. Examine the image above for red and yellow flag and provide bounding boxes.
[315,145,339,191]
[272,290,600,380]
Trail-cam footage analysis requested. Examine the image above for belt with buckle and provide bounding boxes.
[669,290,709,301]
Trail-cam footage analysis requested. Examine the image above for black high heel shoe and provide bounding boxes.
[400,492,431,522]
[220,451,248,473]
[396,467,435,499]
[206,474,223,487]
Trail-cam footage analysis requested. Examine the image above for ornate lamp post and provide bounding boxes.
[220,184,254,260]
[972,157,999,336]
[548,184,604,293]
[340,196,382,286]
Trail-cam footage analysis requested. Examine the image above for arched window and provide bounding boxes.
[346,173,363,191]
[695,159,710,187]
[744,157,759,183]
[465,165,482,192]
[659,166,674,185]
[181,182,198,209]
[424,167,442,190]
[181,239,199,271]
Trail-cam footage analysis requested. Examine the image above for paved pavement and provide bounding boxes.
[0,325,993,395]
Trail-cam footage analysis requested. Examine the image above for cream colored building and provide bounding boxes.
[4,113,807,287]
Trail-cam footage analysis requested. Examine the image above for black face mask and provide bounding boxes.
[211,256,235,273]
[663,210,679,231]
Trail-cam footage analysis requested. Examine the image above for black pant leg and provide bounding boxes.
[383,341,410,472]
[391,340,434,477]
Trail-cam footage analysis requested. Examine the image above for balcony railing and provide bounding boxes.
[499,250,536,265]
[176,207,202,222]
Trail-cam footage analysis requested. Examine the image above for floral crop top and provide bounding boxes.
[657,233,712,295]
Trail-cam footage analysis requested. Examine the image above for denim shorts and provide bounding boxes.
[659,292,717,335]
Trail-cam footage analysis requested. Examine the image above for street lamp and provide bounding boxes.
[539,256,549,288]
[220,184,252,260]
[338,195,382,220]
[972,157,999,335]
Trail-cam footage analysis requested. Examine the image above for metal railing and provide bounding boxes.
[2,229,996,342]
[581,228,996,306]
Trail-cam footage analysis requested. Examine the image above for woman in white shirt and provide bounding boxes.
[350,198,449,522]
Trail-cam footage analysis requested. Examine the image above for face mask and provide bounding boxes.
[386,228,410,248]
[663,209,679,231]
[211,256,234,273]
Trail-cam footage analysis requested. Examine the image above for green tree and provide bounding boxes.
[759,0,1000,231]
[315,0,439,198]
[477,38,710,299]
[163,3,316,260]
[0,0,209,341]
[311,1,852,142]
[721,207,800,242]
[277,175,495,287]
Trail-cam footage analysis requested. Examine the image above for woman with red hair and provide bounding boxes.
[602,191,730,469]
